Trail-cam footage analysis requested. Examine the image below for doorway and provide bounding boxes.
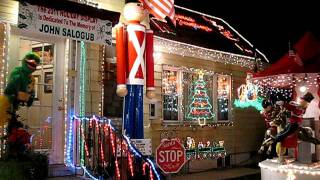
[17,39,54,151]
[8,29,67,164]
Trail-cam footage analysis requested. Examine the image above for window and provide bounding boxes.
[162,67,180,121]
[217,75,231,121]
[162,65,232,124]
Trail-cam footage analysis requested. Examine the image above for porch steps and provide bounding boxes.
[49,164,74,177]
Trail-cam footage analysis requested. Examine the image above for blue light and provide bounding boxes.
[123,135,142,158]
[146,158,161,180]
[65,115,162,180]
[82,166,98,180]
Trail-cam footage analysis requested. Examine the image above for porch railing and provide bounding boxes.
[65,115,162,180]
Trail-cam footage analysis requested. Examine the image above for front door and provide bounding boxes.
[9,28,66,164]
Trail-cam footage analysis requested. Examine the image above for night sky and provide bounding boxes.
[175,0,319,63]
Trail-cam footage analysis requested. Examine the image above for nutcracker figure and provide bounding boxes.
[115,3,155,138]
[263,92,320,162]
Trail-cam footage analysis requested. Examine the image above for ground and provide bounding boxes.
[172,167,260,180]
[46,167,260,180]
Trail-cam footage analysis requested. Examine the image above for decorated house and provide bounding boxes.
[0,0,271,178]
[103,4,270,171]
[147,5,269,170]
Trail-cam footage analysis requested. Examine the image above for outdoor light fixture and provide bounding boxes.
[299,86,307,93]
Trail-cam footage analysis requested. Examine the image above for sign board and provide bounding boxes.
[131,139,152,156]
[156,139,186,174]
[18,2,112,45]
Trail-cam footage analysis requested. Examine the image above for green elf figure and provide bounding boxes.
[0,52,40,127]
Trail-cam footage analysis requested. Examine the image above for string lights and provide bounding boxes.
[0,22,8,158]
[175,14,213,32]
[186,71,215,125]
[259,159,320,177]
[162,121,234,128]
[174,5,270,63]
[66,116,161,180]
[63,39,70,164]
[253,73,320,89]
[154,36,266,70]
[100,45,105,116]
[0,22,9,95]
[0,23,6,94]
[143,162,154,180]
[79,41,86,116]
[162,65,233,126]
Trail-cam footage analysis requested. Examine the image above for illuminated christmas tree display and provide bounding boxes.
[186,71,215,125]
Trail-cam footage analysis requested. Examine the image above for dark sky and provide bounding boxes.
[175,0,319,63]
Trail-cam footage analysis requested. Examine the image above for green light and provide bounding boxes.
[79,41,86,165]
[79,41,86,116]
[234,98,263,111]
[186,77,215,121]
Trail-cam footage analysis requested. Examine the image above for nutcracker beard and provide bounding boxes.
[123,85,144,139]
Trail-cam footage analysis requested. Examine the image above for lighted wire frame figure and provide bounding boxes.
[238,73,258,102]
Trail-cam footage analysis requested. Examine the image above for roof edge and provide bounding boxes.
[174,5,269,63]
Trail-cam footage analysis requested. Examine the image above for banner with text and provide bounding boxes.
[18,2,112,45]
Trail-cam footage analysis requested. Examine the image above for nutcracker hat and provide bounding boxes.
[300,92,314,103]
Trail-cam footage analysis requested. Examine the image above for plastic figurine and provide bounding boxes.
[206,140,211,148]
[0,52,40,127]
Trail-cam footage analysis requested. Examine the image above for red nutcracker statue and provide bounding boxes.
[116,3,155,138]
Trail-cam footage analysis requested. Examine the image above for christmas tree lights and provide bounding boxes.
[186,71,215,125]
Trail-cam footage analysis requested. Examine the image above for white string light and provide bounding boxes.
[254,73,320,88]
[0,22,9,95]
[63,39,70,164]
[100,45,105,116]
[154,36,267,70]
[259,159,320,176]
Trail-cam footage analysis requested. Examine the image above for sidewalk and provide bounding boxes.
[46,167,260,180]
[46,177,83,180]
[172,167,260,180]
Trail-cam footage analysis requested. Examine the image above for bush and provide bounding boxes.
[0,152,48,180]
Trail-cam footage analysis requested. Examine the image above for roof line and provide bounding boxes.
[174,5,270,63]
[154,35,255,60]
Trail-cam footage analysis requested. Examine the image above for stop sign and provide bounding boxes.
[156,139,186,174]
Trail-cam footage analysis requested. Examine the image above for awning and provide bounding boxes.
[254,32,320,78]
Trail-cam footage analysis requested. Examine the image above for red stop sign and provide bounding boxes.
[156,139,186,174]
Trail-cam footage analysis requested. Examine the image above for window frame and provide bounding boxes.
[215,74,232,122]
